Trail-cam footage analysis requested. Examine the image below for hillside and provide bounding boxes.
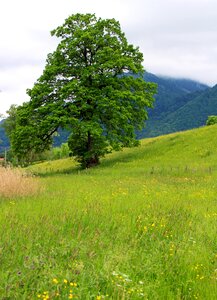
[0,119,9,152]
[1,125,217,299]
[142,83,217,137]
[138,72,211,138]
[159,84,217,131]
[29,124,217,175]
[144,72,208,119]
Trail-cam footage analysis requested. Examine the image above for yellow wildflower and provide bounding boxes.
[53,278,58,284]
[70,282,77,287]
[64,279,68,284]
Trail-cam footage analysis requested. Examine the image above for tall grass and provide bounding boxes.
[0,166,41,198]
[0,125,217,299]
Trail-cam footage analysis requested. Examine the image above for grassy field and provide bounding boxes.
[1,125,217,299]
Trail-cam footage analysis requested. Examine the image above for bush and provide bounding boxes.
[46,143,70,161]
[5,143,70,166]
[206,115,217,126]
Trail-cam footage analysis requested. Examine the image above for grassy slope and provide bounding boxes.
[1,125,217,299]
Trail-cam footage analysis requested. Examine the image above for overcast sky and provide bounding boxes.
[1,0,217,116]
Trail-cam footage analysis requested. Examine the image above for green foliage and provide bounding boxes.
[43,143,70,161]
[0,73,210,152]
[5,103,54,165]
[0,105,18,156]
[1,125,217,298]
[8,13,156,168]
[2,105,18,137]
[206,115,217,126]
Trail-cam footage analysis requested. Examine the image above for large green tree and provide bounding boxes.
[9,13,156,168]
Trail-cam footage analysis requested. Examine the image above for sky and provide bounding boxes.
[1,0,217,116]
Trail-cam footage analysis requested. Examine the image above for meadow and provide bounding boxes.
[0,125,217,299]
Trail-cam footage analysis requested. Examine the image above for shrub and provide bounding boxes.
[206,115,217,126]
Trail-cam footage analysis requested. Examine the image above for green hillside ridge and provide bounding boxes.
[143,72,208,119]
[29,124,217,174]
[142,84,217,137]
[1,125,217,298]
[162,84,217,130]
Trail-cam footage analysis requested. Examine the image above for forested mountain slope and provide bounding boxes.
[140,82,216,138]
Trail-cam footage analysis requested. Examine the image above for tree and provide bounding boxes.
[9,13,156,168]
[2,105,18,137]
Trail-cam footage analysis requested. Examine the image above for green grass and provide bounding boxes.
[1,125,217,299]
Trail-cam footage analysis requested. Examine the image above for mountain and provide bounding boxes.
[143,72,208,118]
[143,84,217,137]
[137,73,211,138]
[0,120,9,153]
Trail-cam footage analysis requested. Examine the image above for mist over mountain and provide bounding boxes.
[137,72,211,138]
[144,72,208,118]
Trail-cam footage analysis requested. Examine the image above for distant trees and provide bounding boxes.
[2,105,18,137]
[6,13,156,168]
[206,115,217,126]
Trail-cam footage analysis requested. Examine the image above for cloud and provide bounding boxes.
[1,0,217,114]
[124,0,217,85]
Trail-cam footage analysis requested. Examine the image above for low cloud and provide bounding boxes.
[1,0,217,114]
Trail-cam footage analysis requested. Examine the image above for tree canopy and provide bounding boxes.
[8,13,156,168]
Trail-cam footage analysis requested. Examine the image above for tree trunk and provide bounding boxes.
[85,155,99,168]
[83,131,99,168]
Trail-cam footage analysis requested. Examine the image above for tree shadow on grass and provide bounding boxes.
[99,144,156,169]
[30,165,81,177]
[31,140,158,177]
[32,152,140,177]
